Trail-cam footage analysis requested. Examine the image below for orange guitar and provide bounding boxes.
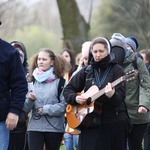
[66,70,138,131]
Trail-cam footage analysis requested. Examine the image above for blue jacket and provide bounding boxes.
[0,39,28,121]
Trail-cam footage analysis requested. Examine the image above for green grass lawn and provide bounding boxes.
[60,145,65,150]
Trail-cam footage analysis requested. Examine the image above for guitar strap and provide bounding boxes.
[94,65,112,88]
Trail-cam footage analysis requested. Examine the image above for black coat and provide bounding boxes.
[0,39,28,121]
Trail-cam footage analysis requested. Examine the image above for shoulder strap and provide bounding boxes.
[58,77,66,102]
[32,76,35,84]
[32,76,65,103]
[132,55,138,70]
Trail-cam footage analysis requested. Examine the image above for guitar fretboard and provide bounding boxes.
[91,76,124,102]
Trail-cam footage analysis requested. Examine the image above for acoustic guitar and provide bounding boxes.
[66,69,139,131]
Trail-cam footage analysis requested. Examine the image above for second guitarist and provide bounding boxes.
[63,37,130,150]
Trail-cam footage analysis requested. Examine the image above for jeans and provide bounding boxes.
[126,139,129,150]
[64,133,79,150]
[0,121,9,150]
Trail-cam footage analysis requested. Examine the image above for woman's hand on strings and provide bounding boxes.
[76,95,87,104]
[105,82,115,98]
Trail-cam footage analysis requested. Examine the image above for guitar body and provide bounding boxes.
[66,85,102,130]
[66,100,103,130]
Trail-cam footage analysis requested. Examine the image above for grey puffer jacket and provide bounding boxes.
[123,52,150,124]
[23,78,66,133]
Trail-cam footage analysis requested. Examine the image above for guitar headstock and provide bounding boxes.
[124,69,139,81]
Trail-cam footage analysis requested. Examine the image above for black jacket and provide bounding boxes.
[0,39,28,121]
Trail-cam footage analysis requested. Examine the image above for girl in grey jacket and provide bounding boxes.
[24,48,67,150]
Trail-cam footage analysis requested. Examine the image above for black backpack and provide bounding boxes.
[57,77,66,102]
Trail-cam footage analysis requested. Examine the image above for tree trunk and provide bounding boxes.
[56,0,90,54]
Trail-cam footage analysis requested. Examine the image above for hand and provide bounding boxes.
[76,95,87,104]
[105,82,115,98]
[29,90,36,101]
[138,106,148,114]
[5,113,19,130]
[37,108,43,115]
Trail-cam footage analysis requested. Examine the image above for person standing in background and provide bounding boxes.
[61,48,77,84]
[61,48,79,150]
[71,41,91,77]
[8,41,29,150]
[140,49,150,74]
[64,37,129,150]
[125,36,143,60]
[110,33,150,150]
[80,41,91,67]
[139,49,150,150]
[75,52,82,66]
[23,48,67,150]
[0,21,28,150]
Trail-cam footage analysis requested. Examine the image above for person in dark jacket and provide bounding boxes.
[0,21,28,150]
[110,33,150,150]
[63,37,129,150]
[8,41,29,150]
[139,49,150,150]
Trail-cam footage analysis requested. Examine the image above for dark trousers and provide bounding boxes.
[28,131,63,150]
[8,132,28,150]
[128,123,148,150]
[144,123,150,150]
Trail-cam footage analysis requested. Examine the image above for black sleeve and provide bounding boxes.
[63,68,86,105]
[108,64,126,106]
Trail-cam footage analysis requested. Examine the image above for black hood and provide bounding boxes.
[111,46,125,66]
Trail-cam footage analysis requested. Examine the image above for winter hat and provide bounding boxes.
[110,33,127,50]
[129,36,139,49]
[110,33,127,66]
[81,41,91,58]
[125,36,138,51]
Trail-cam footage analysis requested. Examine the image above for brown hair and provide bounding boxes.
[60,48,76,74]
[140,49,150,66]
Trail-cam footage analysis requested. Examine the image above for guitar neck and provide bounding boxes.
[90,76,124,102]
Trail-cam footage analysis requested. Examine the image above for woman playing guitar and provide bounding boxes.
[63,37,130,150]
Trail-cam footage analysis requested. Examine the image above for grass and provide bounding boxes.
[60,145,65,150]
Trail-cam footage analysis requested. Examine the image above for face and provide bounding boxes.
[61,51,71,63]
[140,53,147,65]
[37,51,54,71]
[82,56,88,66]
[126,44,133,52]
[91,43,108,62]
